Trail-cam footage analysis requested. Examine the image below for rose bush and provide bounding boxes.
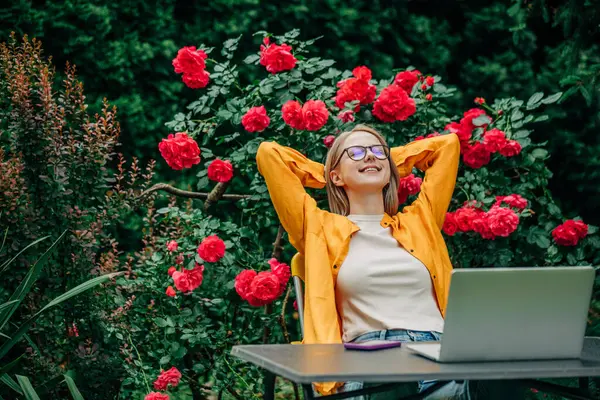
[106,30,600,399]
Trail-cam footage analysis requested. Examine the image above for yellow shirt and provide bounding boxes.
[256,133,460,395]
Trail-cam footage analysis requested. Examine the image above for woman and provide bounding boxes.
[256,124,518,399]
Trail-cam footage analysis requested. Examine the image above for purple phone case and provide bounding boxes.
[344,340,402,351]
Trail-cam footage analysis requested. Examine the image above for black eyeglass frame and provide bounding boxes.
[331,144,390,170]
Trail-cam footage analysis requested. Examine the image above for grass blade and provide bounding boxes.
[0,231,64,332]
[16,375,41,400]
[0,355,24,376]
[0,235,49,275]
[64,374,84,400]
[0,373,22,395]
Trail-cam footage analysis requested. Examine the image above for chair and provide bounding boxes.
[290,253,305,338]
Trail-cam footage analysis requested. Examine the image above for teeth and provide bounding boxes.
[362,167,378,172]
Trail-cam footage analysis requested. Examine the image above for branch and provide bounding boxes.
[264,224,286,344]
[137,183,253,201]
[279,285,292,343]
[271,224,285,260]
[204,181,230,211]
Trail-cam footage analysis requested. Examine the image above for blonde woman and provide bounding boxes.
[256,124,520,399]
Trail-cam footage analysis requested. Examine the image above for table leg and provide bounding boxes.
[302,384,315,400]
[263,371,276,400]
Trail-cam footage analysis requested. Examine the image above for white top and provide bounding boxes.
[335,214,444,342]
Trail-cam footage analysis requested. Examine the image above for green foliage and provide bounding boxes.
[0,231,120,399]
[2,0,598,226]
[108,30,600,399]
[0,34,151,399]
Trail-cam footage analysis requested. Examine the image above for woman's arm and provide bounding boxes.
[390,133,460,228]
[256,141,326,254]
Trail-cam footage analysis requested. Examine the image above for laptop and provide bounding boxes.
[405,266,595,362]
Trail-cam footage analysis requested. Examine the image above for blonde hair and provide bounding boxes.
[324,124,400,216]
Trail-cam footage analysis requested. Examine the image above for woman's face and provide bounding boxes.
[329,131,391,193]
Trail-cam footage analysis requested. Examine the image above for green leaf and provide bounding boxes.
[579,86,592,106]
[155,318,168,327]
[0,373,22,395]
[531,148,548,159]
[197,177,209,190]
[513,130,530,139]
[526,92,544,109]
[472,115,491,126]
[510,109,524,122]
[547,203,562,217]
[0,355,24,377]
[541,92,562,104]
[535,234,551,249]
[63,375,84,400]
[0,235,49,274]
[159,355,171,365]
[533,115,549,123]
[15,375,40,400]
[216,109,233,120]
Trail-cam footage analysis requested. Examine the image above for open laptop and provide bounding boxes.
[405,266,595,362]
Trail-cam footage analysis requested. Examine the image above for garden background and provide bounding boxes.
[1,0,599,399]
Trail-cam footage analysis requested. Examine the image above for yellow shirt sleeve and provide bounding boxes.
[391,133,460,228]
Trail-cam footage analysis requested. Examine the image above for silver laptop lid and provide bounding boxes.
[440,266,595,362]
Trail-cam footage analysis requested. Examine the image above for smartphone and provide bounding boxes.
[344,340,402,351]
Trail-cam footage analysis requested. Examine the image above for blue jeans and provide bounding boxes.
[338,329,524,400]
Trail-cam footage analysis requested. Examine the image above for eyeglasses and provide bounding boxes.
[331,144,390,169]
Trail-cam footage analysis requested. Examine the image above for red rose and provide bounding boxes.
[153,367,182,391]
[487,206,519,237]
[235,269,258,301]
[337,110,355,123]
[442,212,459,236]
[293,300,298,311]
[414,135,425,141]
[570,220,589,238]
[259,42,297,73]
[427,132,441,138]
[425,76,435,87]
[462,142,491,169]
[282,100,305,130]
[460,108,491,131]
[397,174,422,203]
[207,159,234,183]
[197,235,226,262]
[334,66,376,111]
[268,258,291,295]
[165,286,176,297]
[494,194,528,210]
[373,85,417,123]
[393,69,421,94]
[352,66,372,81]
[241,106,270,132]
[444,122,472,143]
[323,135,335,148]
[425,93,433,101]
[166,240,178,252]
[175,254,184,265]
[172,46,207,74]
[471,213,496,240]
[158,132,201,171]
[302,100,329,131]
[454,206,481,232]
[172,264,204,293]
[182,70,210,89]
[474,97,486,105]
[145,392,170,400]
[499,140,522,157]
[250,271,281,302]
[482,128,508,153]
[552,219,588,246]
[168,267,176,277]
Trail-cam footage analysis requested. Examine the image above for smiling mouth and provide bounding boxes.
[359,166,382,173]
